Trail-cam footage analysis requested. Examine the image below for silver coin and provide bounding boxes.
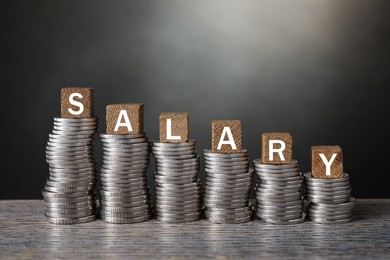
[46,214,96,225]
[100,214,151,224]
[156,215,200,223]
[309,216,352,224]
[205,160,249,167]
[306,188,351,197]
[253,159,298,169]
[258,213,306,225]
[152,139,196,147]
[154,154,197,161]
[204,215,252,224]
[101,194,150,203]
[45,206,95,215]
[260,179,303,186]
[256,170,301,178]
[304,172,349,182]
[100,133,146,139]
[203,149,248,157]
[45,201,93,209]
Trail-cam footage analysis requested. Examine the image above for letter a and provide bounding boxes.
[114,110,133,132]
[217,127,237,150]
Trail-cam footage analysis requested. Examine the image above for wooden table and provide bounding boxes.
[1,199,389,259]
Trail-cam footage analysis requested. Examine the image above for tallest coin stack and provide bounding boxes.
[43,117,98,224]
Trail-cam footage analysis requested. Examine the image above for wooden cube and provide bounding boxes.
[261,132,292,164]
[211,120,242,153]
[106,104,144,134]
[61,88,94,118]
[311,145,343,179]
[160,112,189,143]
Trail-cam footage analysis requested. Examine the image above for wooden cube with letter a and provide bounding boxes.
[160,112,189,143]
[261,132,292,164]
[211,120,242,153]
[106,104,144,134]
[311,145,343,178]
[61,87,94,118]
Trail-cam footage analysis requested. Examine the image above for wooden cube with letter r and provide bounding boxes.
[261,132,292,164]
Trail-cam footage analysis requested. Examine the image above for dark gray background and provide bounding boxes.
[2,0,389,199]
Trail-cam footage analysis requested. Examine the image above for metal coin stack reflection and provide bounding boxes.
[99,133,152,224]
[203,149,254,224]
[151,140,202,223]
[304,172,354,224]
[253,159,305,224]
[43,117,98,224]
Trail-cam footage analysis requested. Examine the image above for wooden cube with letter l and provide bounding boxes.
[159,112,189,143]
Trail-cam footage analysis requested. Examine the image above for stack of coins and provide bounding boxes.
[99,133,152,224]
[304,172,354,224]
[43,117,98,224]
[203,149,253,224]
[151,140,202,223]
[253,159,305,224]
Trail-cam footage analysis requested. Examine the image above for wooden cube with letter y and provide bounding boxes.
[311,145,343,178]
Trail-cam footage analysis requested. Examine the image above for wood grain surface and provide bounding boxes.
[61,87,94,118]
[211,120,242,153]
[1,199,389,259]
[261,132,293,164]
[312,145,343,178]
[106,104,144,134]
[159,112,189,143]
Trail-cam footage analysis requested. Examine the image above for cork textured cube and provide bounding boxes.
[261,132,292,164]
[159,112,189,143]
[60,88,94,118]
[311,145,343,178]
[106,104,144,134]
[211,120,242,153]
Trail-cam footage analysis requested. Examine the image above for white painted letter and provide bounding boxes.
[319,153,337,176]
[166,118,181,140]
[217,127,237,150]
[269,140,286,161]
[68,93,84,115]
[114,110,133,132]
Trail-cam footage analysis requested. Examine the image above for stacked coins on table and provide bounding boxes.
[253,159,305,224]
[43,117,98,224]
[203,149,254,224]
[304,172,354,224]
[151,140,202,223]
[99,133,152,224]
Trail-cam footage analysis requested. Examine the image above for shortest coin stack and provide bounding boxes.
[253,159,305,225]
[304,172,354,224]
[43,117,98,225]
[99,133,152,224]
[151,140,202,223]
[203,149,253,224]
